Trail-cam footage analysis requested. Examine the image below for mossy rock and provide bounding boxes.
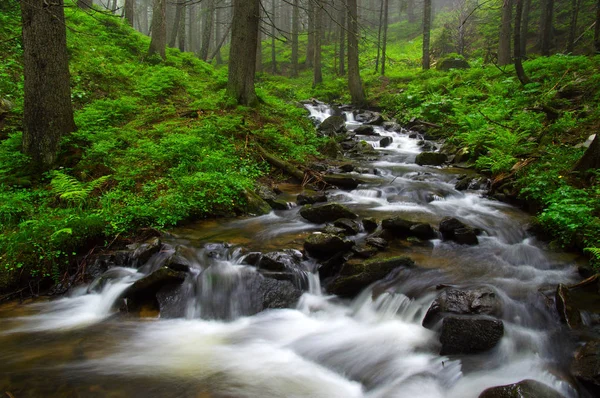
[415,152,448,166]
[299,203,358,223]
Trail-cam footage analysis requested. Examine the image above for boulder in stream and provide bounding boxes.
[571,340,600,395]
[122,267,187,311]
[334,218,361,235]
[362,217,379,232]
[382,216,417,237]
[439,316,504,355]
[304,233,355,259]
[297,192,327,206]
[126,237,162,266]
[423,286,503,329]
[555,283,583,329]
[478,379,564,398]
[257,250,304,272]
[415,152,448,166]
[300,203,358,223]
[327,256,415,298]
[354,110,385,125]
[439,217,479,245]
[318,115,347,137]
[354,125,378,136]
[379,136,393,148]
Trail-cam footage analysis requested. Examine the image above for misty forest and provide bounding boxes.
[1,0,600,396]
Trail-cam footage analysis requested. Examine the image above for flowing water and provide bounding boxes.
[0,104,586,397]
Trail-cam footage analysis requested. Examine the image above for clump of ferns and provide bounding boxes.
[584,248,600,270]
[50,170,111,209]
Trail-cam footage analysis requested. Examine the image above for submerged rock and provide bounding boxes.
[423,286,503,329]
[415,152,448,166]
[439,316,504,355]
[257,250,304,272]
[300,203,358,223]
[126,237,162,266]
[439,217,479,245]
[379,136,393,148]
[297,192,327,206]
[327,256,415,297]
[123,267,187,311]
[571,340,600,395]
[318,115,347,137]
[354,125,377,135]
[304,233,355,259]
[478,379,564,398]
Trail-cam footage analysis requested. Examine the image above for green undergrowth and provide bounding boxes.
[0,4,323,291]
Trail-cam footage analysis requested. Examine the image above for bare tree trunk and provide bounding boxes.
[567,0,581,53]
[313,0,323,86]
[520,0,531,56]
[78,0,92,9]
[595,0,600,53]
[407,0,415,23]
[271,0,277,73]
[514,0,530,85]
[200,0,215,61]
[422,0,431,70]
[256,5,263,73]
[307,0,315,68]
[574,134,600,173]
[124,0,134,26]
[227,0,260,106]
[339,0,346,75]
[21,0,76,171]
[178,3,186,52]
[148,0,167,58]
[347,0,366,105]
[375,0,384,73]
[539,0,554,56]
[498,0,513,66]
[169,1,184,48]
[291,0,300,76]
[381,0,388,75]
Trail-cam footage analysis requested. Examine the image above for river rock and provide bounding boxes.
[571,340,600,394]
[164,244,195,272]
[455,177,491,191]
[379,136,393,148]
[257,250,304,272]
[300,203,358,223]
[555,283,583,329]
[318,115,347,137]
[354,125,378,135]
[126,237,162,266]
[415,152,448,166]
[439,217,479,245]
[423,286,503,329]
[334,218,361,235]
[297,192,327,206]
[362,217,379,232]
[327,256,415,297]
[352,245,379,258]
[366,237,388,250]
[478,379,564,398]
[349,141,378,157]
[354,110,385,125]
[339,163,355,172]
[122,267,187,311]
[260,277,303,309]
[382,216,420,238]
[304,233,355,259]
[383,121,402,131]
[439,316,504,355]
[242,189,272,215]
[410,223,437,240]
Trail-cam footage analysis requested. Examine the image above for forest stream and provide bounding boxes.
[0,104,588,397]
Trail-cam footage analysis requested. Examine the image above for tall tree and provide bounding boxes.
[200,0,215,61]
[20,0,76,171]
[313,0,323,86]
[422,0,431,69]
[78,0,92,9]
[306,0,315,67]
[566,0,581,53]
[347,0,366,105]
[514,0,530,84]
[169,1,185,48]
[539,0,554,56]
[291,0,300,76]
[148,0,167,58]
[520,0,531,56]
[271,0,277,73]
[596,0,600,53]
[381,0,389,75]
[227,0,260,106]
[124,0,135,27]
[339,0,346,75]
[498,0,513,66]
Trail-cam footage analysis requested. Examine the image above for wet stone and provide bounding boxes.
[571,340,600,394]
[304,233,355,259]
[300,203,358,224]
[334,218,361,235]
[409,223,437,240]
[479,379,564,398]
[126,237,162,266]
[555,283,583,329]
[258,250,303,272]
[365,237,388,250]
[415,152,448,166]
[362,217,379,232]
[379,136,393,148]
[296,192,327,206]
[439,316,504,355]
[354,125,377,135]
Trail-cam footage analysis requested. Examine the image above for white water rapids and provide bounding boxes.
[0,103,584,397]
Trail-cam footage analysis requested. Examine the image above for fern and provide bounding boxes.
[584,248,600,260]
[50,171,110,207]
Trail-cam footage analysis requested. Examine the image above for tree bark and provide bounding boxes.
[271,0,277,74]
[291,0,300,76]
[375,0,384,73]
[124,0,134,26]
[595,0,600,53]
[200,0,215,61]
[520,0,531,57]
[307,0,315,68]
[422,0,431,70]
[148,0,167,58]
[498,0,513,66]
[347,0,366,105]
[567,0,581,53]
[574,134,600,173]
[78,0,92,9]
[339,0,346,75]
[169,1,184,48]
[539,0,554,56]
[313,0,323,86]
[227,0,260,106]
[21,0,76,171]
[381,0,388,75]
[514,0,530,85]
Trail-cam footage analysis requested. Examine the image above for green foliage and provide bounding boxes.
[50,171,111,208]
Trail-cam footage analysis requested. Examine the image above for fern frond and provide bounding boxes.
[50,171,111,207]
[584,247,600,261]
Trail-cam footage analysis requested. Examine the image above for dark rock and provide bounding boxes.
[310,162,329,172]
[408,132,419,139]
[341,141,357,150]
[383,121,402,131]
[297,192,327,206]
[304,233,355,259]
[478,379,564,398]
[456,177,491,191]
[409,223,437,240]
[415,152,448,166]
[379,136,393,148]
[418,140,435,151]
[423,286,503,329]
[255,184,277,202]
[455,178,471,191]
[334,218,361,235]
[327,256,415,297]
[318,251,354,279]
[164,245,195,272]
[439,316,504,355]
[454,227,479,245]
[319,139,343,158]
[126,237,162,266]
[355,110,385,125]
[156,283,187,318]
[555,283,583,329]
[349,141,378,156]
[340,163,355,172]
[123,267,187,310]
[300,203,358,223]
[352,245,379,258]
[267,198,290,210]
[260,277,303,309]
[354,125,378,135]
[362,217,379,232]
[439,217,479,245]
[323,225,346,235]
[258,250,303,272]
[243,189,272,215]
[242,252,262,266]
[318,115,347,137]
[437,57,470,71]
[365,237,388,249]
[571,340,600,394]
[381,216,418,237]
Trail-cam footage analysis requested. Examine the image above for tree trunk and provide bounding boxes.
[178,3,186,52]
[422,0,431,70]
[200,0,214,61]
[574,134,600,173]
[498,0,513,66]
[20,0,76,171]
[407,0,415,23]
[595,0,600,53]
[291,0,300,76]
[148,0,167,58]
[227,0,260,106]
[306,0,315,68]
[520,0,531,56]
[78,0,92,9]
[381,0,389,75]
[347,0,366,105]
[169,1,184,48]
[539,0,554,56]
[375,0,384,73]
[271,0,277,74]
[124,0,134,26]
[567,0,580,53]
[514,0,530,85]
[313,0,323,86]
[339,0,346,75]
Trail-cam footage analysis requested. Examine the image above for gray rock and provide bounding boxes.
[365,237,388,249]
[478,379,564,398]
[381,216,418,237]
[571,340,600,394]
[439,217,478,245]
[354,125,378,135]
[334,218,361,235]
[297,192,327,206]
[437,58,470,71]
[439,316,504,355]
[300,203,358,223]
[318,115,347,137]
[415,152,448,166]
[258,250,303,272]
[304,233,355,259]
[123,267,187,311]
[379,136,393,148]
[409,223,437,240]
[362,217,379,232]
[126,237,162,266]
[352,245,378,258]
